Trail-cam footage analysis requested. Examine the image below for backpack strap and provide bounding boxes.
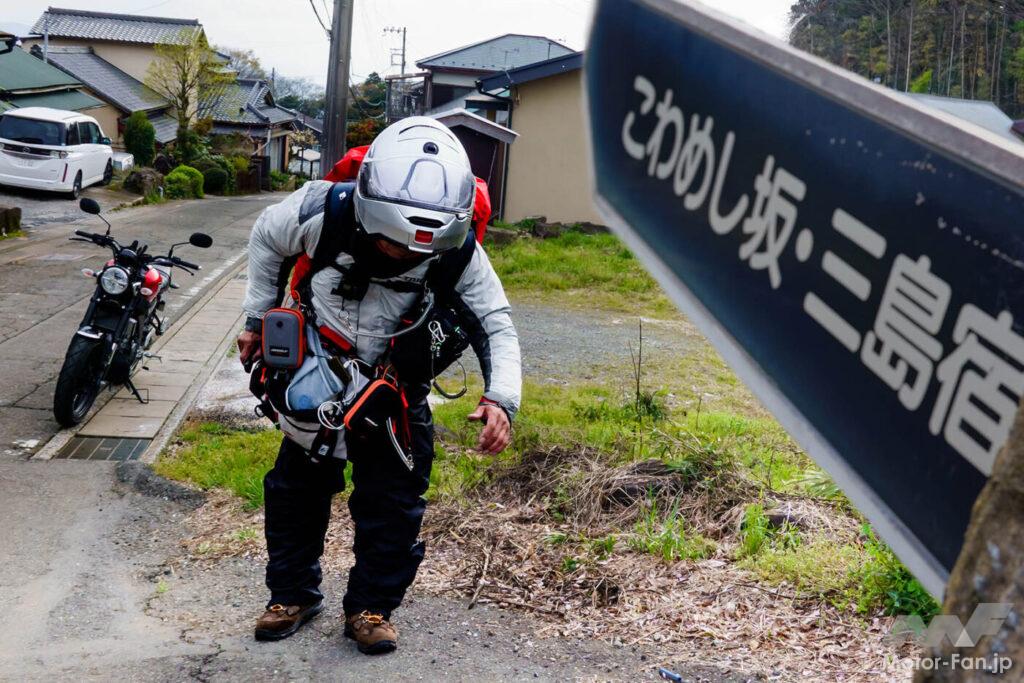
[427,231,478,301]
[312,181,357,273]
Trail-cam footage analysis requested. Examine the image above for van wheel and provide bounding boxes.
[100,161,113,186]
[68,172,82,200]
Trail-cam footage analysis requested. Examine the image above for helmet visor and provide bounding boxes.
[359,156,475,213]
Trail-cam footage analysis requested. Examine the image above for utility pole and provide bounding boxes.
[384,26,407,75]
[322,0,354,176]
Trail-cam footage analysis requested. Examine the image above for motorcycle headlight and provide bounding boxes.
[99,267,130,295]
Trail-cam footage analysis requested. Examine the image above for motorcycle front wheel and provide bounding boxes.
[53,336,107,427]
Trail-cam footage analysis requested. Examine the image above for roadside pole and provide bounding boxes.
[322,0,354,176]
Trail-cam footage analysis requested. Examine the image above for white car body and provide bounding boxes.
[0,107,113,197]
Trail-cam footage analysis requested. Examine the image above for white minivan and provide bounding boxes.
[0,107,113,199]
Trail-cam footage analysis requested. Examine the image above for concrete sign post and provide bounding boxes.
[585,0,1024,598]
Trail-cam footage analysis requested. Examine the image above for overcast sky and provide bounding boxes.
[6,0,793,86]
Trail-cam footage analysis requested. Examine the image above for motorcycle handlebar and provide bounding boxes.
[174,257,200,270]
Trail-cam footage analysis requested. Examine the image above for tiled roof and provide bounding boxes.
[31,8,200,45]
[0,45,80,92]
[199,78,296,128]
[149,113,178,144]
[417,34,574,72]
[37,46,167,113]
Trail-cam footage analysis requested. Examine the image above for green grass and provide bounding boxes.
[155,423,288,508]
[0,229,25,241]
[487,230,675,318]
[629,499,716,562]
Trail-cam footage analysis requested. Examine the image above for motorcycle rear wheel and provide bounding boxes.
[53,336,107,427]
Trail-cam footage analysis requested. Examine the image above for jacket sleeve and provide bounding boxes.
[453,242,522,421]
[242,181,332,319]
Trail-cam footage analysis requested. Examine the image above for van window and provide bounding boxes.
[66,123,80,146]
[77,122,101,144]
[0,115,65,146]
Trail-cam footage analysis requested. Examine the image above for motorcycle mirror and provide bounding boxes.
[189,232,213,249]
[79,198,101,215]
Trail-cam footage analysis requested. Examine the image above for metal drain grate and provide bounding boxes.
[53,437,150,461]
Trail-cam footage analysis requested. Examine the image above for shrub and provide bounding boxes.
[123,111,155,167]
[164,164,204,199]
[164,172,192,199]
[172,126,208,166]
[230,155,250,173]
[202,166,228,194]
[209,154,237,192]
[269,169,291,190]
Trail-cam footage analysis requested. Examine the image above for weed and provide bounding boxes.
[545,532,568,545]
[561,556,581,573]
[156,579,169,595]
[740,539,863,600]
[234,527,259,542]
[854,526,939,618]
[736,503,801,559]
[590,534,617,559]
[629,499,716,562]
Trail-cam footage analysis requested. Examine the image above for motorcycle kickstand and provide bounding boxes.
[124,377,149,405]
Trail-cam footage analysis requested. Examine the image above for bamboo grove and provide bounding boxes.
[788,1,1024,117]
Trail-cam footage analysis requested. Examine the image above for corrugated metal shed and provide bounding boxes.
[30,8,200,45]
[907,93,1023,145]
[39,46,167,113]
[417,34,574,72]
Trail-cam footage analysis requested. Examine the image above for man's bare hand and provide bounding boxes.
[468,404,510,454]
[237,330,262,372]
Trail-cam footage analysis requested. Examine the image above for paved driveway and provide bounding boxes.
[0,183,138,228]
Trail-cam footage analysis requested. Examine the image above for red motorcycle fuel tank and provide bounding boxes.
[142,267,163,301]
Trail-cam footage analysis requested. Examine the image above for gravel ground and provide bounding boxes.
[513,300,699,383]
[0,183,137,228]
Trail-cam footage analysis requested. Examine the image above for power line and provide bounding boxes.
[309,0,330,36]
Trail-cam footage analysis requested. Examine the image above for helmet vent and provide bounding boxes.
[423,142,439,155]
[408,216,444,228]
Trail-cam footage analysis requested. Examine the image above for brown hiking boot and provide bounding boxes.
[254,601,323,641]
[344,611,398,654]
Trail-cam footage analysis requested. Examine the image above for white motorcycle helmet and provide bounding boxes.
[355,117,476,254]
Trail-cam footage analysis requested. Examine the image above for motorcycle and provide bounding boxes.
[52,197,213,427]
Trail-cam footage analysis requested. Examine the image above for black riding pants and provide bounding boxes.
[263,398,434,619]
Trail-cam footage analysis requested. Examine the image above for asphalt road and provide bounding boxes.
[0,193,277,459]
[0,203,744,682]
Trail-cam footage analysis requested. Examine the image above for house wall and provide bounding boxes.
[22,38,158,83]
[503,70,603,225]
[83,100,125,150]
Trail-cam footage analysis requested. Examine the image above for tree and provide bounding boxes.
[346,118,382,148]
[274,76,326,117]
[145,28,234,147]
[789,1,1024,116]
[216,46,268,80]
[123,111,156,167]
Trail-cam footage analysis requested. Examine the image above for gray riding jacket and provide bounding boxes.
[242,181,521,420]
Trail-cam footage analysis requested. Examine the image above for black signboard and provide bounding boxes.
[585,0,1024,596]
